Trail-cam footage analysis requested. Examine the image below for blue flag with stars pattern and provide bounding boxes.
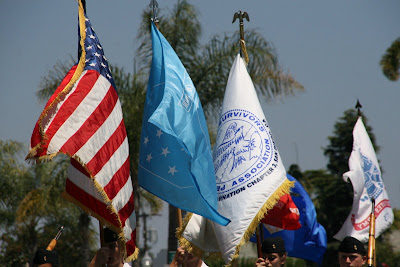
[138,22,229,226]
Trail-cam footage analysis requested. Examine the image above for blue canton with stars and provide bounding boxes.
[79,15,116,90]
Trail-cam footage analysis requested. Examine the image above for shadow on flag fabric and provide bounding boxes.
[138,22,229,226]
[250,174,327,265]
[334,117,393,242]
[25,1,137,261]
[178,54,293,266]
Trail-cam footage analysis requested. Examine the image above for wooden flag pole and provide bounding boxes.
[99,221,105,247]
[78,0,106,258]
[176,207,187,267]
[77,0,106,259]
[176,208,183,229]
[367,199,376,267]
[256,224,263,258]
[99,221,107,267]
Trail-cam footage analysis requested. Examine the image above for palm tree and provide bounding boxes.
[380,37,400,81]
[34,0,305,264]
[0,141,97,266]
[136,0,304,117]
[136,0,305,259]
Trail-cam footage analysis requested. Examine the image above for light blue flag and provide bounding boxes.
[251,174,327,265]
[138,22,229,226]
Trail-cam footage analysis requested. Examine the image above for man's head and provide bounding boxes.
[261,237,287,267]
[338,236,367,267]
[103,227,124,267]
[32,249,58,267]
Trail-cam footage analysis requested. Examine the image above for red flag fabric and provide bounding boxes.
[261,193,301,230]
[26,1,137,261]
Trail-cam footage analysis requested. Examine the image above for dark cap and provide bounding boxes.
[104,227,119,243]
[262,237,286,254]
[33,249,58,266]
[338,236,366,256]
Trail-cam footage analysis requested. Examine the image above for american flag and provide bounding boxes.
[26,2,137,261]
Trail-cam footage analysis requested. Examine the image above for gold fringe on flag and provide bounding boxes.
[25,0,86,163]
[26,0,139,262]
[177,178,294,267]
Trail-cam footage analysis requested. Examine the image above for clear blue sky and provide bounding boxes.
[1,0,399,260]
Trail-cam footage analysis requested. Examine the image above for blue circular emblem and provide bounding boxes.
[213,109,275,194]
[361,154,383,200]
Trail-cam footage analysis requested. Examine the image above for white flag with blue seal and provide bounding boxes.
[138,22,229,226]
[179,54,293,265]
[334,117,393,242]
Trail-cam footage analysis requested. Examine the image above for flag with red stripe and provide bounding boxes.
[261,193,301,230]
[26,1,137,261]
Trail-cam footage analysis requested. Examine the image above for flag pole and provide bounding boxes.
[78,0,106,253]
[148,2,185,263]
[232,11,250,65]
[175,207,188,267]
[176,208,183,229]
[149,0,159,29]
[367,199,376,267]
[78,0,86,60]
[256,224,263,258]
[46,226,64,251]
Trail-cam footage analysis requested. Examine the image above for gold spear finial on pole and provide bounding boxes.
[233,11,250,65]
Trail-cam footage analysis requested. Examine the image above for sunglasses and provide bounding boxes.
[262,255,278,262]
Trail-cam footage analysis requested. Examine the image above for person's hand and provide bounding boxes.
[174,246,188,264]
[89,247,110,266]
[255,257,267,267]
[95,247,111,264]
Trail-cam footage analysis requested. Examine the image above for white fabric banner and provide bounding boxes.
[334,117,393,242]
[180,54,292,265]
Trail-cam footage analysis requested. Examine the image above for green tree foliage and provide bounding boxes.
[324,109,378,177]
[6,1,305,265]
[319,109,374,265]
[380,37,400,81]
[136,0,305,257]
[0,141,97,266]
[287,108,400,266]
[136,0,304,119]
[374,209,400,266]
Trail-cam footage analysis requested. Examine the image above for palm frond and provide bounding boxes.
[36,58,75,102]
[380,38,400,81]
[193,29,304,113]
[136,0,201,78]
[16,189,45,223]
